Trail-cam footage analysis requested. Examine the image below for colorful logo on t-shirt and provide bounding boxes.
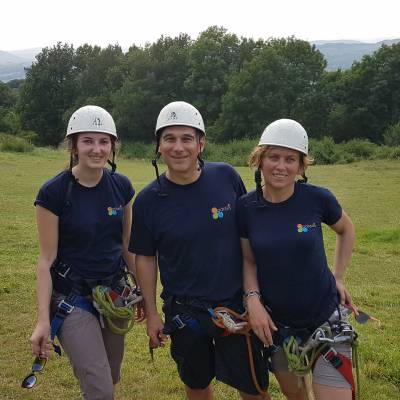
[211,203,231,220]
[297,222,317,233]
[107,205,123,216]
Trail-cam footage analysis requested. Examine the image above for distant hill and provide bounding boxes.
[0,48,39,82]
[313,39,400,70]
[0,50,26,64]
[1,40,400,82]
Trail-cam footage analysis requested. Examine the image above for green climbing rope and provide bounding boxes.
[92,286,135,335]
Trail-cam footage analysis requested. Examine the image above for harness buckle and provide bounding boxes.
[322,347,342,368]
[57,265,70,278]
[172,315,186,329]
[57,299,75,316]
[115,285,131,298]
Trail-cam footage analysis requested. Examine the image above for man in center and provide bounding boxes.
[129,101,268,399]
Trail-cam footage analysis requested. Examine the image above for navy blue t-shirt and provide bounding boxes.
[35,169,135,279]
[237,182,342,329]
[129,162,246,302]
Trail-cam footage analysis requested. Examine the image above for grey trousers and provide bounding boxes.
[52,293,126,400]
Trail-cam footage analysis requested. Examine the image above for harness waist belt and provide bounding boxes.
[50,293,97,355]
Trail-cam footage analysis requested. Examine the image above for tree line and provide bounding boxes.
[1,26,400,146]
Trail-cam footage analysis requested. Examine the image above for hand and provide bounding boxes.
[30,322,52,358]
[246,296,277,346]
[135,301,146,323]
[146,313,167,349]
[336,278,358,315]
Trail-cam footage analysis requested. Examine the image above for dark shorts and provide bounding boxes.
[164,298,269,395]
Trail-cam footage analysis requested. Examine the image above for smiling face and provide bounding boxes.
[261,146,302,194]
[158,125,205,181]
[73,132,113,170]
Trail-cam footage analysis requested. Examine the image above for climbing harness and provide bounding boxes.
[49,259,142,354]
[281,307,361,400]
[92,283,142,335]
[210,307,272,400]
[162,297,271,399]
[50,293,97,356]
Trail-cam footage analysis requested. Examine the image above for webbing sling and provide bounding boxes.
[50,293,97,355]
[319,346,356,400]
[163,299,271,399]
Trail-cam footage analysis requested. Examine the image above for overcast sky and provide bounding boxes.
[1,0,398,51]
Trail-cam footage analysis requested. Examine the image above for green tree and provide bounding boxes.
[18,43,78,146]
[0,81,18,133]
[335,43,400,142]
[0,81,16,108]
[293,70,344,138]
[383,121,400,146]
[112,34,192,142]
[74,44,125,110]
[213,38,326,141]
[184,26,243,126]
[6,79,24,91]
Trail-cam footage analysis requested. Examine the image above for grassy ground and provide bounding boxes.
[0,149,399,399]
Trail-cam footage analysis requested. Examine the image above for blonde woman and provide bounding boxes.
[238,119,356,400]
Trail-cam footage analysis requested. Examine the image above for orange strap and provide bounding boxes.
[211,307,272,399]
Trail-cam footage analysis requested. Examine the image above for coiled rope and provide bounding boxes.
[92,286,135,335]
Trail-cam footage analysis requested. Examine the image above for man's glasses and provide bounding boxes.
[21,357,46,389]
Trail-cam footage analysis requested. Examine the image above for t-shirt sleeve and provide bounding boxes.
[34,175,65,216]
[119,174,135,205]
[235,172,247,197]
[236,196,249,238]
[129,194,156,256]
[320,187,342,226]
[226,164,247,197]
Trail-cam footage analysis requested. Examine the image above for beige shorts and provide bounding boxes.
[271,308,353,389]
[52,292,126,400]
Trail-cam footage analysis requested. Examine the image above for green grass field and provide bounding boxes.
[0,149,399,399]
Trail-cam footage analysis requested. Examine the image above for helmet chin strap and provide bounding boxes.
[197,155,204,171]
[197,142,204,171]
[244,168,267,208]
[196,134,205,171]
[152,138,167,197]
[107,149,117,174]
[297,173,308,183]
[151,151,162,188]
[69,153,74,171]
[255,169,263,203]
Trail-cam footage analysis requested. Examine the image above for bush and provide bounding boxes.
[337,139,378,162]
[383,122,400,146]
[203,139,256,166]
[119,138,400,166]
[0,133,34,153]
[310,138,381,164]
[17,130,38,143]
[120,141,155,160]
[309,137,339,164]
[388,146,400,159]
[120,139,257,166]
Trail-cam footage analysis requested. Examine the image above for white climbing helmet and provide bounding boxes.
[155,101,205,136]
[259,119,308,155]
[66,105,117,138]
